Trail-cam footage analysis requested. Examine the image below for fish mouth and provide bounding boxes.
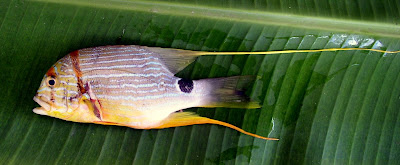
[33,96,51,115]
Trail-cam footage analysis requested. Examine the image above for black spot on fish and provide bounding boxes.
[178,79,193,93]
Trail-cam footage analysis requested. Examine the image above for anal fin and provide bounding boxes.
[154,112,278,140]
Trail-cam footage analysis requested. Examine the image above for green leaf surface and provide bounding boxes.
[1,0,400,164]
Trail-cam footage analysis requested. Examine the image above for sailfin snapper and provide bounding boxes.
[33,45,399,140]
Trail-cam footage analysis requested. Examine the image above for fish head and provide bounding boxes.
[33,56,82,121]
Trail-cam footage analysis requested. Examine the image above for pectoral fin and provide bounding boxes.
[154,112,278,140]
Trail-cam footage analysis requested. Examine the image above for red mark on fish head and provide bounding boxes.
[46,66,57,78]
[69,50,86,94]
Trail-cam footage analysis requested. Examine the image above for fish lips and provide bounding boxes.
[33,96,50,115]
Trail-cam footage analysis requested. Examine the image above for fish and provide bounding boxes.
[33,45,399,140]
[33,45,279,140]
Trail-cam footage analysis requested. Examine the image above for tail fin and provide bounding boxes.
[196,76,260,109]
[154,112,279,140]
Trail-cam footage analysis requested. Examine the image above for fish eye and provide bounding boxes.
[46,77,56,87]
[49,79,55,86]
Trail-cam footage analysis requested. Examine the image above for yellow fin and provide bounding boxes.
[154,112,279,141]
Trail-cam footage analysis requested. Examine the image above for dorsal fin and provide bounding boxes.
[192,48,400,55]
[143,47,207,74]
[143,46,400,74]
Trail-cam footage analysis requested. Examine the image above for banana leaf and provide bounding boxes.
[0,0,399,164]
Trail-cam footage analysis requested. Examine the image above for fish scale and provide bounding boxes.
[78,46,189,113]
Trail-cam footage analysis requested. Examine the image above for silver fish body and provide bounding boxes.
[33,45,257,129]
[77,45,212,127]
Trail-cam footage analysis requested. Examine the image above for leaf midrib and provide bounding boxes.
[32,0,400,39]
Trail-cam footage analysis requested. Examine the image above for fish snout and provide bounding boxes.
[33,96,51,115]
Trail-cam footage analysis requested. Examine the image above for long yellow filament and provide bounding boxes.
[204,118,279,140]
[155,113,279,140]
[195,48,400,56]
